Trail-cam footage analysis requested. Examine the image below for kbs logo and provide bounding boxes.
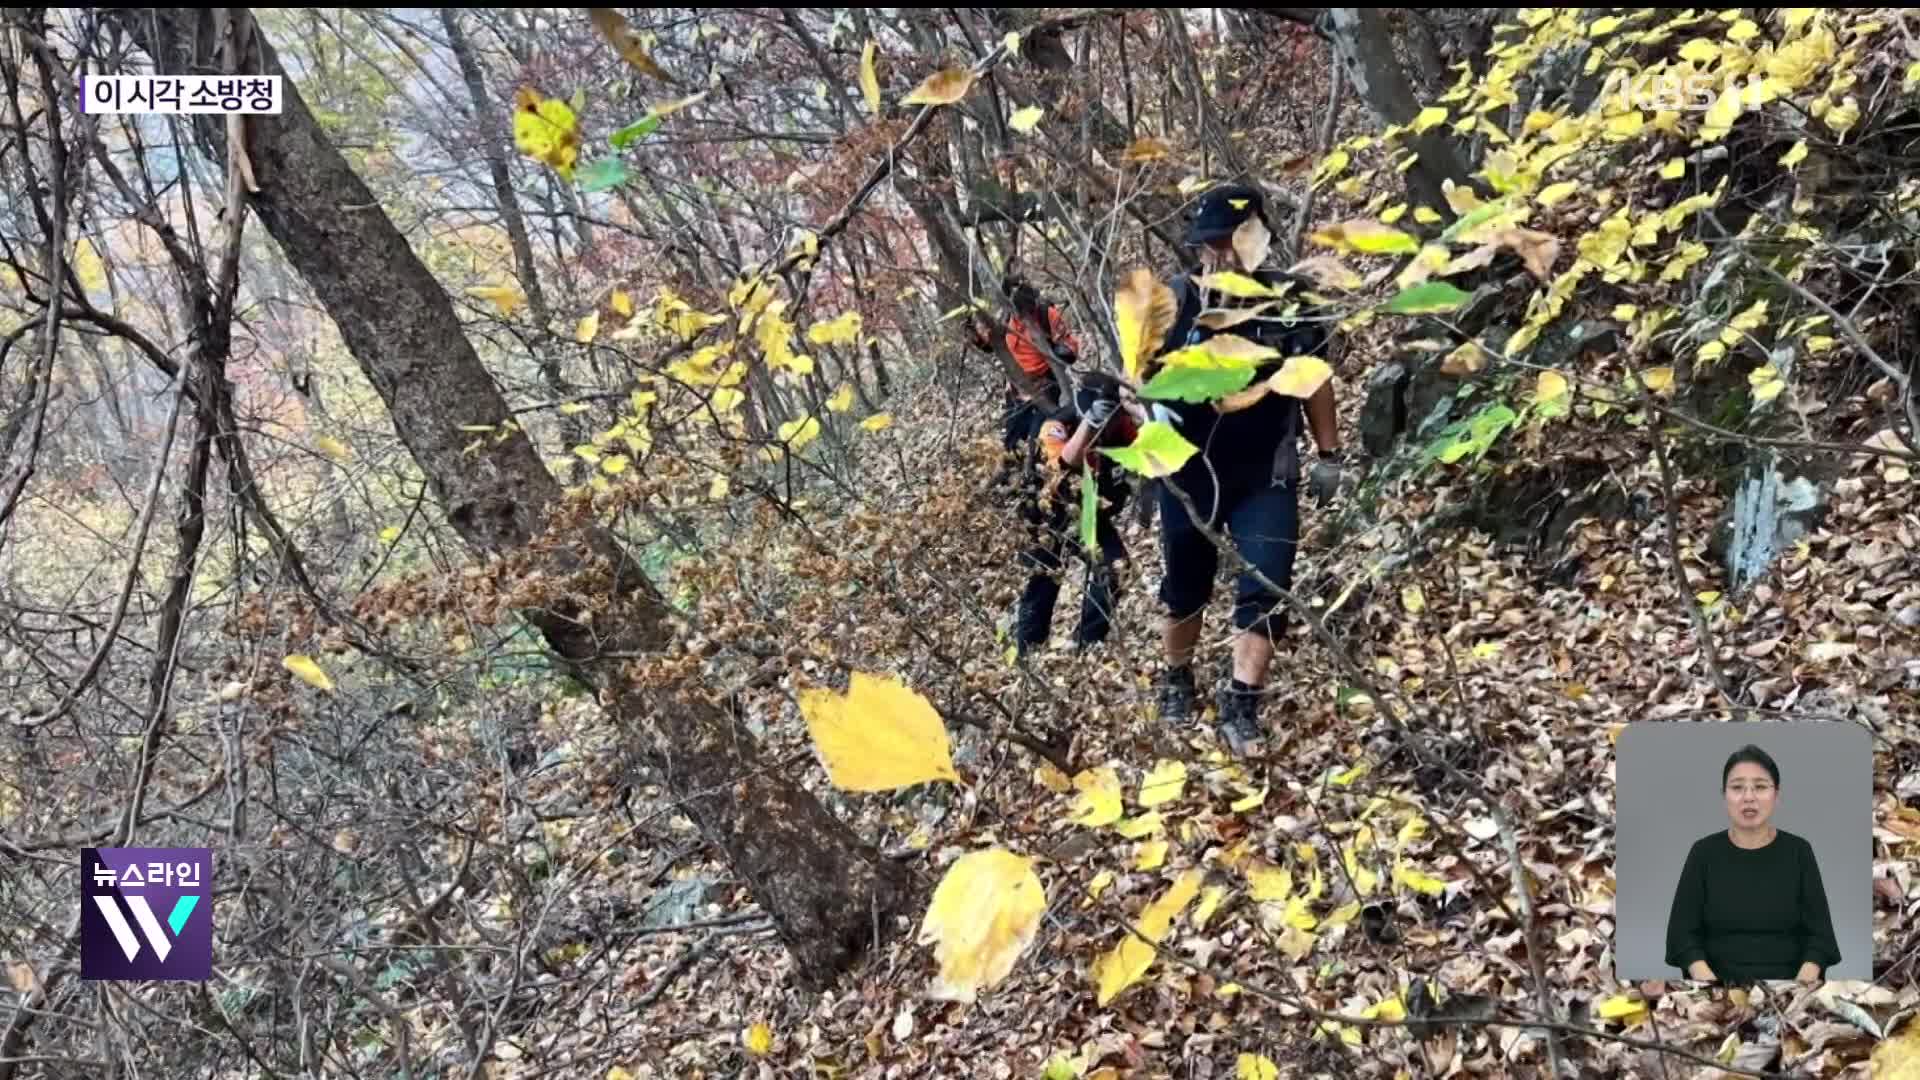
[81,848,212,981]
[1599,68,1771,113]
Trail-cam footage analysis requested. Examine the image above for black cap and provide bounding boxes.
[1185,183,1264,246]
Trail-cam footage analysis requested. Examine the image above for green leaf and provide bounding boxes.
[1422,402,1518,466]
[1104,421,1199,479]
[1383,280,1472,315]
[1438,196,1513,244]
[576,157,630,193]
[1139,359,1259,403]
[609,115,662,149]
[1080,461,1098,553]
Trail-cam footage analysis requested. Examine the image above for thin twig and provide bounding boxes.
[24,367,189,730]
[1287,44,1346,263]
[1642,381,1742,714]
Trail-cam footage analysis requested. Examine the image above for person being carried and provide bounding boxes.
[1012,369,1142,658]
[1150,183,1347,757]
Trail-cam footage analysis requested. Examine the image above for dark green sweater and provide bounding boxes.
[1664,828,1842,981]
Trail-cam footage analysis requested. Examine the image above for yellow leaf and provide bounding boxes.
[1267,355,1332,399]
[1136,841,1168,871]
[1070,767,1124,827]
[576,311,600,343]
[808,311,863,346]
[1660,157,1686,179]
[1410,106,1449,133]
[1536,370,1570,405]
[1380,203,1408,224]
[71,238,108,292]
[1009,105,1044,133]
[378,525,401,544]
[1536,180,1579,206]
[1307,219,1419,256]
[611,289,633,317]
[1002,31,1022,58]
[860,40,882,115]
[1331,761,1369,787]
[1138,760,1188,808]
[1780,140,1808,167]
[902,66,976,107]
[861,413,893,432]
[513,86,580,181]
[1604,111,1645,140]
[1086,870,1115,901]
[1596,994,1649,1025]
[1115,813,1163,839]
[917,848,1046,1002]
[798,672,959,792]
[1236,1054,1280,1080]
[601,454,628,475]
[1114,268,1178,382]
[1393,861,1447,897]
[1325,901,1361,927]
[607,1068,635,1080]
[1278,923,1317,961]
[1192,885,1227,930]
[590,9,672,81]
[1362,995,1407,1023]
[1400,585,1426,614]
[742,1021,774,1056]
[1642,366,1675,394]
[1440,343,1487,376]
[1163,334,1280,368]
[1613,304,1638,321]
[1825,96,1860,137]
[1396,814,1428,850]
[1247,863,1292,901]
[708,475,729,500]
[468,285,527,317]
[283,655,335,693]
[1090,870,1203,1005]
[826,383,855,413]
[1230,786,1267,812]
[1413,206,1442,224]
[316,435,351,463]
[1870,1016,1920,1077]
[1195,270,1280,300]
[777,415,821,450]
[1698,85,1745,143]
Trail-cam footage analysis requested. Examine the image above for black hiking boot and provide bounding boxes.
[1157,665,1196,722]
[1216,680,1268,758]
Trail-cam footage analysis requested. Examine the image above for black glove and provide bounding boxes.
[1309,449,1347,506]
[1082,397,1119,429]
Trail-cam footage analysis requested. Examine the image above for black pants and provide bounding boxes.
[1158,467,1301,641]
[1014,482,1130,650]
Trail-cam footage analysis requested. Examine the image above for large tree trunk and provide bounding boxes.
[1325,7,1472,213]
[116,8,914,985]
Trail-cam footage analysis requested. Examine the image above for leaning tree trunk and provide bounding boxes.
[114,8,913,985]
[1325,7,1473,214]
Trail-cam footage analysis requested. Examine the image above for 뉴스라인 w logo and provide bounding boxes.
[80,848,212,981]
